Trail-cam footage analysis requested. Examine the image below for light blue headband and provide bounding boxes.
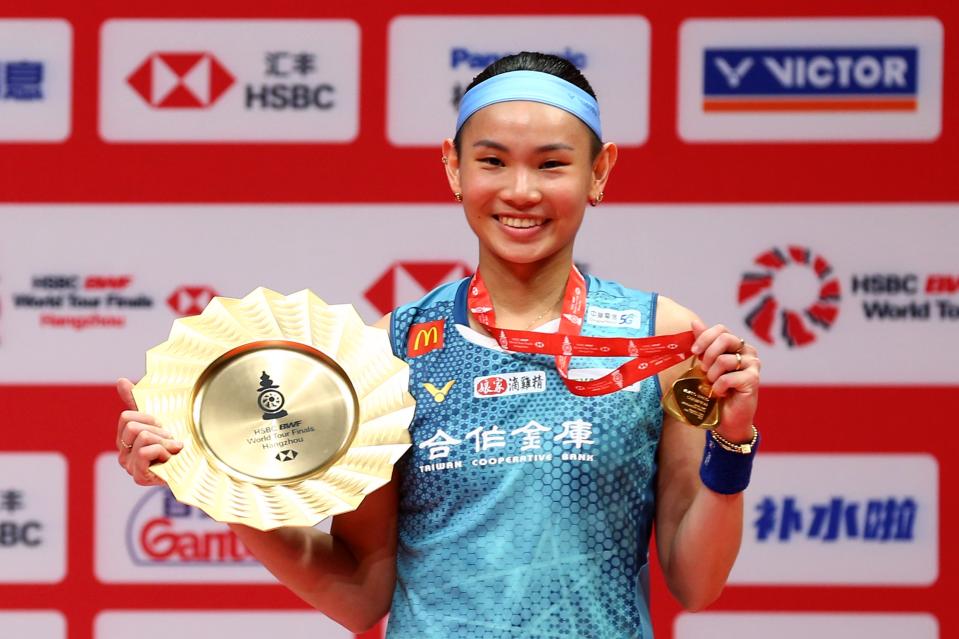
[455,70,602,140]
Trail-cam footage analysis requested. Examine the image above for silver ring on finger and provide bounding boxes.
[736,337,746,353]
[734,352,743,371]
[120,439,133,449]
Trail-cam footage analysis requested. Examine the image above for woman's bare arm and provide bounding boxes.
[653,297,761,610]
[115,313,402,632]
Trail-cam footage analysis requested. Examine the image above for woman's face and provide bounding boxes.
[445,101,611,267]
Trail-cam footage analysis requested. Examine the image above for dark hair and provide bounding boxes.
[453,51,603,159]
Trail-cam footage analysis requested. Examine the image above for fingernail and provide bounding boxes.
[691,344,701,354]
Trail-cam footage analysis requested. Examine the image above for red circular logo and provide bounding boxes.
[738,246,841,348]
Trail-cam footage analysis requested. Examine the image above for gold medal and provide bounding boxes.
[133,288,414,531]
[661,357,721,430]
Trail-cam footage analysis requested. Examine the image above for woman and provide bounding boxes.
[116,52,761,638]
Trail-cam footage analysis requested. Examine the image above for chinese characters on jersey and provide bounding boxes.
[417,418,597,473]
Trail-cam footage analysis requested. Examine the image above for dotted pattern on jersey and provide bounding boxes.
[387,278,662,639]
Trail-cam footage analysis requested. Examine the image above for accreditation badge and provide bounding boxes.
[133,288,414,531]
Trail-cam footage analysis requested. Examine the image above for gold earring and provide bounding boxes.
[454,192,463,202]
[442,157,449,165]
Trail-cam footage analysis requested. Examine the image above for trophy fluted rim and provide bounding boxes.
[132,287,414,531]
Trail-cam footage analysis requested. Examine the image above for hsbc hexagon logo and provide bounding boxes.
[365,261,472,315]
[127,52,235,108]
[101,20,360,142]
[167,286,218,317]
[738,246,841,348]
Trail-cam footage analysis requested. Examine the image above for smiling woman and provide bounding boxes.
[442,55,615,319]
[380,52,763,638]
[447,100,606,278]
[114,51,763,639]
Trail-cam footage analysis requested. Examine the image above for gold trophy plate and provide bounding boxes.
[662,357,721,430]
[133,288,414,531]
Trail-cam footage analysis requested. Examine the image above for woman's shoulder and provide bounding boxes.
[586,273,651,299]
[392,276,470,316]
[585,273,699,330]
[654,295,700,337]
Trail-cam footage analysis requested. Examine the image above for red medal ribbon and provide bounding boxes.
[468,266,694,396]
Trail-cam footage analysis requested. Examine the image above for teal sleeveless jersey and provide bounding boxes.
[387,274,663,639]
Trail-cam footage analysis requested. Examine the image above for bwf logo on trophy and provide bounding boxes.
[256,371,288,420]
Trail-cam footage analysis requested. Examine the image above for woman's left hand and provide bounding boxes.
[690,318,761,443]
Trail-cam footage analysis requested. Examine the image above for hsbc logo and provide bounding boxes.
[100,20,360,142]
[365,261,472,315]
[126,52,234,108]
[167,285,218,316]
[0,453,66,583]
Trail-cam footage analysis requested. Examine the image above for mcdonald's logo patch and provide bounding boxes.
[408,320,445,358]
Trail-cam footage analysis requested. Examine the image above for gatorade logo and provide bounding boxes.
[407,320,445,358]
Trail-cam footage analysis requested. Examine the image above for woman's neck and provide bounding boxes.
[474,246,574,330]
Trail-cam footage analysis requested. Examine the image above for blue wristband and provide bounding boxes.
[700,429,760,495]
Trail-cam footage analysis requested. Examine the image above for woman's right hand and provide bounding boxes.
[116,377,183,486]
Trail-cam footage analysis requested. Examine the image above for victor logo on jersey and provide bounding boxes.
[407,319,445,358]
[422,380,455,403]
[127,52,235,108]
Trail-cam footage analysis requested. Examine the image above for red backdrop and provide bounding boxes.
[0,2,955,638]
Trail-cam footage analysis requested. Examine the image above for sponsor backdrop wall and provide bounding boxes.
[0,2,955,639]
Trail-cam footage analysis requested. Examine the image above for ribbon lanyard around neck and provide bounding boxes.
[467,266,694,397]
